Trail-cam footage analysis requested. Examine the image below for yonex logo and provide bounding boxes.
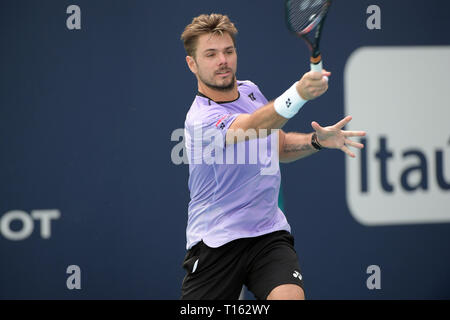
[286,98,292,108]
[292,270,302,280]
[248,92,256,101]
[215,115,229,129]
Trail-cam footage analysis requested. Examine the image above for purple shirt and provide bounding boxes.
[184,80,291,249]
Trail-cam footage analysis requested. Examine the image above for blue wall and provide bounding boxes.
[1,0,449,299]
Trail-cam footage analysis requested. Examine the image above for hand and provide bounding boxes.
[296,69,331,100]
[311,116,366,158]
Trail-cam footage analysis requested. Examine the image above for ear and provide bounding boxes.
[186,56,197,75]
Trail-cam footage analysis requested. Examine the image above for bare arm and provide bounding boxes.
[279,130,318,163]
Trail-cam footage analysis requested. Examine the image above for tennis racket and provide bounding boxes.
[285,0,332,74]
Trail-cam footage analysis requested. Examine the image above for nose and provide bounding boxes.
[218,52,227,65]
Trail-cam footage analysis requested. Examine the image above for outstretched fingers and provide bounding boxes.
[342,136,365,157]
[334,116,352,129]
[344,138,364,149]
[343,130,366,138]
[341,145,355,158]
[311,121,322,132]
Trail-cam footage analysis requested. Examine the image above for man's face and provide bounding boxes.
[187,32,237,92]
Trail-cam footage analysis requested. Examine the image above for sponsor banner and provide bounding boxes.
[345,46,450,226]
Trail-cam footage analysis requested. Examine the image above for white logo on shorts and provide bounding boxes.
[192,259,199,273]
[293,270,302,280]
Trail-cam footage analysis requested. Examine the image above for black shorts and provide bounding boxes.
[180,230,304,300]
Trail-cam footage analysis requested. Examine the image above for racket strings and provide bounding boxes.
[286,0,328,33]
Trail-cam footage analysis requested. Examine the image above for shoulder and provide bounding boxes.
[185,96,232,127]
[237,80,268,104]
[237,80,260,92]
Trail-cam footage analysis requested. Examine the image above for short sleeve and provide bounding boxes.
[185,104,240,164]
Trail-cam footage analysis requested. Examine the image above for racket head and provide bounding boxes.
[285,0,331,36]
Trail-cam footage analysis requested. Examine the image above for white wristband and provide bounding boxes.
[273,82,307,119]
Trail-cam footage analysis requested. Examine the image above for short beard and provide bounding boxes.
[201,74,236,92]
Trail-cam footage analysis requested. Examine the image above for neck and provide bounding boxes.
[197,80,239,102]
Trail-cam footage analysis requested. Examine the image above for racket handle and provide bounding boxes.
[310,61,323,73]
[310,61,328,82]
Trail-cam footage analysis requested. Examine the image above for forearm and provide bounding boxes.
[248,101,288,131]
[279,132,318,163]
[226,101,288,144]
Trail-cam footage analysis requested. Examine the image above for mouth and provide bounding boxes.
[216,69,232,77]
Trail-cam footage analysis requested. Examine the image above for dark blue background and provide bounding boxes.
[1,0,449,299]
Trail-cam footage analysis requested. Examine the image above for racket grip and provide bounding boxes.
[310,61,328,82]
[310,61,322,73]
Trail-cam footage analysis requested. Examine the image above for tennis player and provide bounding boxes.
[180,13,365,300]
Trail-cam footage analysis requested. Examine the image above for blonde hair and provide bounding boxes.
[181,13,238,57]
